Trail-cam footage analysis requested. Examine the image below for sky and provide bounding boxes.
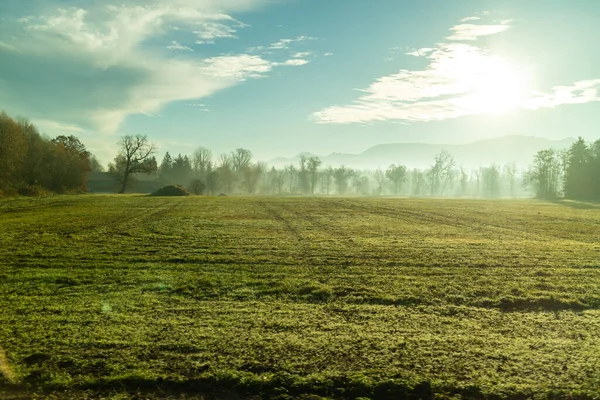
[1,0,600,164]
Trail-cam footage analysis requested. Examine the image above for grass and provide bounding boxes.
[1,195,600,399]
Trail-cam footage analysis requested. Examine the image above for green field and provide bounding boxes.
[1,196,600,399]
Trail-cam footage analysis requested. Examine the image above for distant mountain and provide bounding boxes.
[268,135,575,169]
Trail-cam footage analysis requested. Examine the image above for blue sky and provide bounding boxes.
[1,0,600,163]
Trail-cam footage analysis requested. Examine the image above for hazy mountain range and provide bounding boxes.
[269,135,575,170]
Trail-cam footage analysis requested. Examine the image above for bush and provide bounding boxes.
[18,184,50,197]
[150,185,190,197]
[189,179,206,195]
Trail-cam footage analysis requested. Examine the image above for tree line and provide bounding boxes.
[0,112,102,196]
[524,137,600,200]
[106,135,526,198]
[1,111,598,200]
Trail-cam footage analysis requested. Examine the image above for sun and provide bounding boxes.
[461,57,529,114]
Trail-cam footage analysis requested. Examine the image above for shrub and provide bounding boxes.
[18,184,50,197]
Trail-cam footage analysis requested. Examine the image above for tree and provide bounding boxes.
[373,169,386,196]
[158,152,173,184]
[109,135,157,194]
[190,179,206,195]
[205,164,220,195]
[90,155,105,172]
[481,164,501,198]
[231,148,252,173]
[352,172,369,196]
[192,147,212,182]
[322,166,334,195]
[172,154,192,186]
[217,153,235,194]
[459,167,468,197]
[411,169,425,196]
[298,155,310,194]
[473,168,482,198]
[333,166,353,195]
[386,164,408,196]
[307,156,322,195]
[50,135,91,192]
[243,162,266,194]
[285,164,297,194]
[504,163,517,198]
[427,150,455,196]
[564,137,591,200]
[268,167,285,194]
[0,112,28,191]
[523,149,563,199]
[590,140,600,199]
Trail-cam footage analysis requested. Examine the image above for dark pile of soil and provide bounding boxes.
[150,185,190,196]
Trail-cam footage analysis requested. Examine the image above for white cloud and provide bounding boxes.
[460,16,480,22]
[278,59,309,66]
[0,0,312,136]
[203,54,308,80]
[292,51,312,58]
[323,52,333,56]
[202,54,275,79]
[167,40,193,51]
[311,16,600,125]
[194,19,247,44]
[446,23,511,41]
[268,36,317,50]
[406,47,434,57]
[522,80,600,109]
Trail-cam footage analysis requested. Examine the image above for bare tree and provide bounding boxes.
[89,155,105,173]
[373,168,386,196]
[504,162,517,197]
[192,147,212,181]
[307,156,322,195]
[427,151,455,196]
[243,162,266,194]
[285,164,297,194]
[217,153,235,194]
[231,148,252,173]
[109,135,157,194]
[459,166,468,197]
[323,166,334,195]
[473,168,482,198]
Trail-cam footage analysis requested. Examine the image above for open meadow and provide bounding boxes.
[1,196,600,399]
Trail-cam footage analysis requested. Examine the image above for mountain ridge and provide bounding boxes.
[269,135,576,169]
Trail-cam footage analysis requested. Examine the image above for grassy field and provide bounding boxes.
[1,195,600,399]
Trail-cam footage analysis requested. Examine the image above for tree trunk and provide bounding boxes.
[119,171,129,194]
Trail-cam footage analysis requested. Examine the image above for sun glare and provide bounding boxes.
[463,58,529,114]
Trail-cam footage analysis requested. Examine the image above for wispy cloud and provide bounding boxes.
[0,0,312,141]
[167,41,193,51]
[194,19,247,44]
[268,36,317,50]
[33,119,87,133]
[405,47,434,57]
[0,41,16,51]
[311,16,600,125]
[460,16,480,22]
[203,54,308,80]
[522,80,600,109]
[292,51,312,58]
[446,23,511,41]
